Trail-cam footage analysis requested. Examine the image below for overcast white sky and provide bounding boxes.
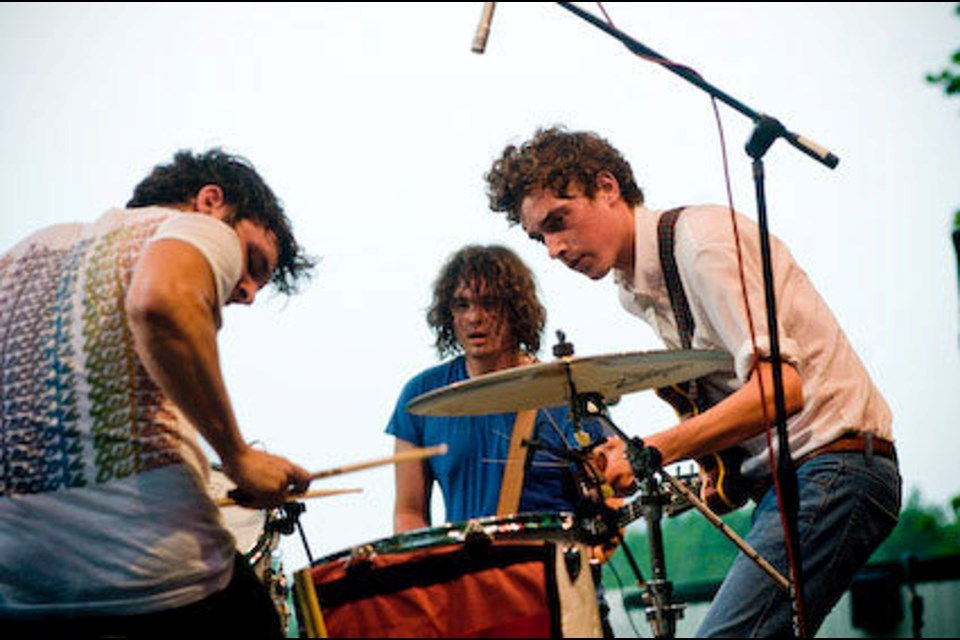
[2,2,958,578]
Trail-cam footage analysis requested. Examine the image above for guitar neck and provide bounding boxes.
[617,500,645,528]
[616,473,700,526]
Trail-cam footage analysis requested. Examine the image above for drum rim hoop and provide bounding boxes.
[313,511,578,566]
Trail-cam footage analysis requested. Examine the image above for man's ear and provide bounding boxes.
[595,170,621,202]
[194,184,228,219]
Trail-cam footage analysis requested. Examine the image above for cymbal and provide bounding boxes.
[406,349,731,417]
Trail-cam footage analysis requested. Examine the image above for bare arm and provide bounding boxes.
[646,359,804,466]
[594,360,803,491]
[126,238,309,507]
[393,437,432,533]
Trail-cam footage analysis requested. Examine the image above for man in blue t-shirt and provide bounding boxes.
[386,244,628,637]
[386,244,608,531]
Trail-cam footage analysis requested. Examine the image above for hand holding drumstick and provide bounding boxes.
[224,444,448,508]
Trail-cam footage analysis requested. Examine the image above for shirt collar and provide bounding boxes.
[614,205,665,300]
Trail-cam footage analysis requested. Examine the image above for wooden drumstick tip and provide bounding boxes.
[308,443,450,481]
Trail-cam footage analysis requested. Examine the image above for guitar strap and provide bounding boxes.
[496,408,538,516]
[657,208,759,513]
[655,207,705,416]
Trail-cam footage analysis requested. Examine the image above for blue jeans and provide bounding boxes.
[697,451,901,637]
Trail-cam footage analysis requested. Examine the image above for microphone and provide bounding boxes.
[471,2,496,54]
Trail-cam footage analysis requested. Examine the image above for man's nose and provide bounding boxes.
[229,279,257,305]
[545,234,566,261]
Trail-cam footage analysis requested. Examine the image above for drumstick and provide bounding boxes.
[309,444,449,481]
[215,487,363,508]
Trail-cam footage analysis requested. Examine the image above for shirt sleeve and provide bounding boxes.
[678,207,801,383]
[150,214,242,309]
[385,376,426,446]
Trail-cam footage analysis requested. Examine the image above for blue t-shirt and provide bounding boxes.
[386,356,606,524]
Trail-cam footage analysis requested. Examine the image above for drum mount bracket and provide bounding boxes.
[270,500,316,566]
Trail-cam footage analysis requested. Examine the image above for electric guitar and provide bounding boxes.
[654,385,756,516]
[695,447,754,515]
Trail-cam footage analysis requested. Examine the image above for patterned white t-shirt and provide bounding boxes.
[0,207,244,617]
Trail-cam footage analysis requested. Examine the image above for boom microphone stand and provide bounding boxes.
[553,4,841,636]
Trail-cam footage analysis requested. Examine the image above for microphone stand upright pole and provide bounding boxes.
[746,117,807,636]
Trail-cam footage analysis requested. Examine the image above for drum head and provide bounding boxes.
[316,511,579,566]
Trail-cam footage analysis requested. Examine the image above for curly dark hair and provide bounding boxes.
[485,126,644,224]
[126,148,314,295]
[427,245,545,358]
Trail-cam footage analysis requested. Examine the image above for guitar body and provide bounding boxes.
[696,447,752,515]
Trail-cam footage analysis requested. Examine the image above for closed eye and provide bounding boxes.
[542,210,566,233]
[248,249,272,288]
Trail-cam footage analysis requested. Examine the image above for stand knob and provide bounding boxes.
[553,330,574,358]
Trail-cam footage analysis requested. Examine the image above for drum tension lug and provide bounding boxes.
[345,544,377,570]
[463,519,493,549]
[563,545,583,582]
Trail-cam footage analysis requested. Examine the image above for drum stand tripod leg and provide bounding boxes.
[562,387,684,638]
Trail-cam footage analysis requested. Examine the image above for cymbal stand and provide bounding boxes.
[581,400,685,638]
[552,331,683,638]
[635,457,684,637]
[522,434,648,595]
[588,412,791,640]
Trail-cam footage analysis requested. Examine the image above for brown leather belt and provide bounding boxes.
[796,432,897,467]
[746,433,896,504]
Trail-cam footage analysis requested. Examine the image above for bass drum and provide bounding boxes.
[293,512,602,638]
[208,465,290,635]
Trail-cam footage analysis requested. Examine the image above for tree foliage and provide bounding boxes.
[601,489,960,590]
[926,4,960,98]
[871,488,960,562]
[927,3,960,228]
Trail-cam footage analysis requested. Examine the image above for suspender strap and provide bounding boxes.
[496,409,538,516]
[658,208,695,350]
[655,207,703,416]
